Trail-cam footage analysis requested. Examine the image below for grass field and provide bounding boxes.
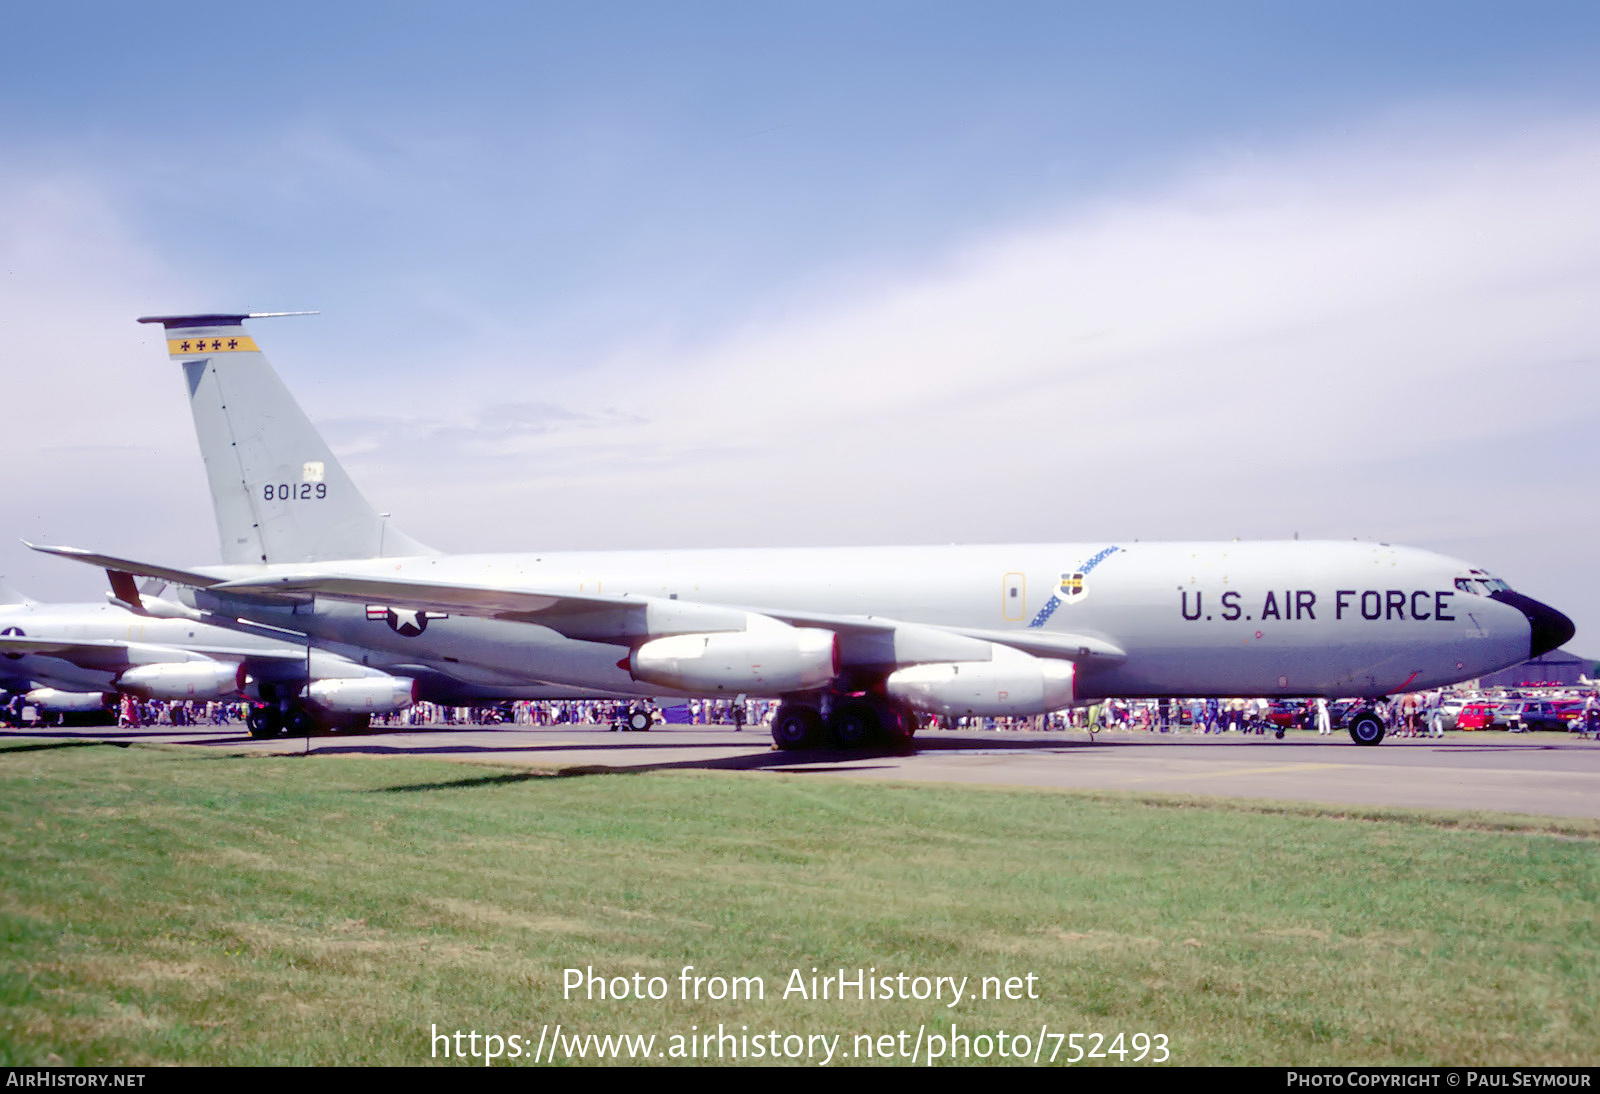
[2,737,1596,1066]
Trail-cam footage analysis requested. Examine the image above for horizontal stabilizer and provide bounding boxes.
[27,543,227,589]
[137,312,318,328]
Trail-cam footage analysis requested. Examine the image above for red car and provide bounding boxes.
[1456,701,1499,730]
[1266,700,1307,728]
[1550,699,1585,727]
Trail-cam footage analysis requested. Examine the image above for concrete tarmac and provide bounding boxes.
[8,722,1600,819]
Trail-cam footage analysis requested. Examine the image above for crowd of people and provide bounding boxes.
[0,694,247,728]
[8,687,1597,738]
[374,697,784,729]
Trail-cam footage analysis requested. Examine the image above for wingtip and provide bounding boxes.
[24,541,80,557]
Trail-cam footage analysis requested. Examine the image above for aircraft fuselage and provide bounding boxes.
[184,539,1549,701]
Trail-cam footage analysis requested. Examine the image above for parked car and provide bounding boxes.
[1456,701,1499,730]
[1497,700,1567,733]
[1430,698,1468,731]
[1550,699,1586,728]
[1266,700,1308,728]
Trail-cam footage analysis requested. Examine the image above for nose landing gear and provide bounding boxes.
[1346,708,1386,746]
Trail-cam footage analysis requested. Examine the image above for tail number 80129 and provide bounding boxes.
[263,483,327,501]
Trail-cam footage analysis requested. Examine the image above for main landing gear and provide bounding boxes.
[246,700,371,740]
[771,695,917,751]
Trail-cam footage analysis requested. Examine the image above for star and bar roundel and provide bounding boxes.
[365,605,448,637]
[166,336,259,355]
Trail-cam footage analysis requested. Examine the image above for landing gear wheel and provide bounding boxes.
[877,703,916,748]
[1347,711,1386,746]
[771,704,820,750]
[830,700,878,748]
[246,707,280,740]
[627,708,652,732]
[284,706,317,738]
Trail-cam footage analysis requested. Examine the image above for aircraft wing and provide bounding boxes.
[37,547,1125,682]
[213,570,785,643]
[211,571,1126,665]
[0,635,308,672]
[761,609,1126,664]
[28,548,646,621]
[942,626,1126,664]
[0,635,143,670]
[211,571,624,618]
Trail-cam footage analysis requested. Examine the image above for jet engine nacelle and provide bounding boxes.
[885,644,1075,716]
[25,688,111,712]
[117,661,245,700]
[303,676,417,714]
[628,615,837,694]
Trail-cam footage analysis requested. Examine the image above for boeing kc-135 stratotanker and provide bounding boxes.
[32,313,1574,748]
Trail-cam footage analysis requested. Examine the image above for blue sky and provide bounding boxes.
[8,2,1599,352]
[3,3,1600,646]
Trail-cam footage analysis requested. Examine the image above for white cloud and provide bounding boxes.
[4,111,1598,647]
[372,113,1597,518]
[352,112,1600,641]
[0,170,208,601]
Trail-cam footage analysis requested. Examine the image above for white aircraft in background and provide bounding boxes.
[33,313,1575,749]
[0,579,416,734]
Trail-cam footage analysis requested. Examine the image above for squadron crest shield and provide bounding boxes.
[1057,572,1088,603]
[1029,546,1120,628]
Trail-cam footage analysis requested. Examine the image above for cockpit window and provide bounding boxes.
[1454,571,1511,596]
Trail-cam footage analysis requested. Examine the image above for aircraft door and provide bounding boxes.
[1002,572,1026,621]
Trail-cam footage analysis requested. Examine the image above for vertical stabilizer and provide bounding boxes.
[0,578,35,606]
[138,314,434,565]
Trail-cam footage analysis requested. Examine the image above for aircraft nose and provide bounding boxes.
[1491,590,1577,658]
